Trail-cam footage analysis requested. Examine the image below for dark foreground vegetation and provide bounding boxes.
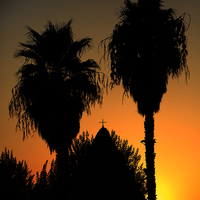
[0,131,147,200]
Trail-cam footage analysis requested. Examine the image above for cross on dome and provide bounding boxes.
[99,119,107,127]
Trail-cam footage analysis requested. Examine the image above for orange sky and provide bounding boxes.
[0,1,200,200]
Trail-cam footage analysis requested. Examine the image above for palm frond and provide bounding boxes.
[25,26,42,46]
[101,0,189,115]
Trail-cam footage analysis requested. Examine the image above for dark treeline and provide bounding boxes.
[0,131,147,200]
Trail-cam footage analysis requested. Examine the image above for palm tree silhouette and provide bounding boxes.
[9,20,104,198]
[101,0,190,200]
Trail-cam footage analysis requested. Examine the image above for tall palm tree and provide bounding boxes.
[101,0,190,200]
[9,20,104,198]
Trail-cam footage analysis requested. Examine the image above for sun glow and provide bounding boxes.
[156,178,175,200]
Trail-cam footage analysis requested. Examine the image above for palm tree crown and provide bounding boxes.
[101,1,190,200]
[9,20,104,152]
[104,0,189,115]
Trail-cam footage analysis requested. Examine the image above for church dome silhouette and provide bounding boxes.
[91,126,114,151]
[68,126,146,200]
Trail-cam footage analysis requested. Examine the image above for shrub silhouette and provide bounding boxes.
[0,148,34,200]
[32,131,147,199]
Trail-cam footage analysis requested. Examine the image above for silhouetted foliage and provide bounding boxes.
[110,130,146,196]
[9,20,106,199]
[102,0,189,115]
[27,159,57,200]
[101,0,190,200]
[68,131,94,179]
[32,132,94,199]
[31,131,147,199]
[0,132,146,199]
[9,20,105,152]
[0,148,34,200]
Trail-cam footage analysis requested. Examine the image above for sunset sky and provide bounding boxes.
[0,0,200,200]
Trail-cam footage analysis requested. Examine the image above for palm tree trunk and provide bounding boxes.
[56,148,69,200]
[144,112,156,200]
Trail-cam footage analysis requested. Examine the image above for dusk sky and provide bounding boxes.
[0,1,200,200]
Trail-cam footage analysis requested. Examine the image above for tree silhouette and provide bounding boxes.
[0,148,34,200]
[110,130,147,197]
[9,20,105,198]
[101,0,190,200]
[32,160,51,200]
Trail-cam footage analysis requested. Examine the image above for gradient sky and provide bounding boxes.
[0,1,200,200]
